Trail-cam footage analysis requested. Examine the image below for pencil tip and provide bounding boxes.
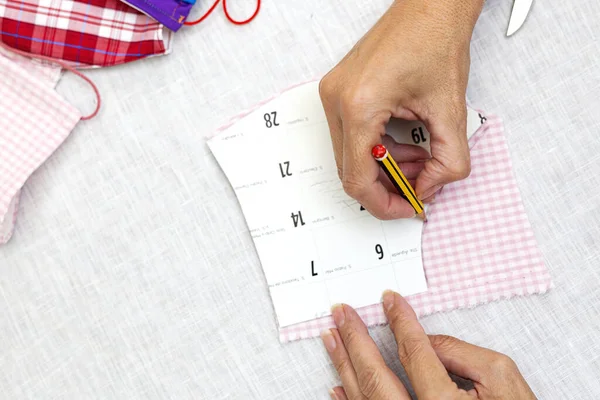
[416,212,427,222]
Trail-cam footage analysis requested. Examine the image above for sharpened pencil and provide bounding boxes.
[371,144,426,220]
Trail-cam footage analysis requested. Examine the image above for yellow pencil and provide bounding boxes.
[371,144,426,220]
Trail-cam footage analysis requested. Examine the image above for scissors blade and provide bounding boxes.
[507,0,534,36]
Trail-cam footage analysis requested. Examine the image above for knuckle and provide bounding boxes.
[318,75,336,101]
[397,335,427,366]
[447,158,471,180]
[334,357,353,376]
[357,365,384,398]
[429,334,459,351]
[488,354,518,378]
[341,176,366,199]
[339,86,376,115]
[342,326,361,349]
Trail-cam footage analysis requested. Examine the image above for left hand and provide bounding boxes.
[320,290,537,399]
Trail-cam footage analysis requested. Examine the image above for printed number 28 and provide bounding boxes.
[264,111,279,128]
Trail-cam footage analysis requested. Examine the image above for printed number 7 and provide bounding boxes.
[264,111,279,128]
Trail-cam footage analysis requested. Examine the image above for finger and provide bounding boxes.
[326,115,344,179]
[321,329,366,400]
[396,162,425,180]
[382,290,455,399]
[381,135,431,162]
[319,80,345,179]
[415,104,470,200]
[421,193,436,204]
[378,175,421,202]
[332,304,410,399]
[330,386,349,400]
[340,110,416,220]
[428,334,516,384]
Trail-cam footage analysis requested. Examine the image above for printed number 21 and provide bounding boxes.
[264,111,279,128]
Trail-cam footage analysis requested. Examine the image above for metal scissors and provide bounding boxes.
[506,0,534,36]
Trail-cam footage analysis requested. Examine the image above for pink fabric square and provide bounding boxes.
[278,115,553,342]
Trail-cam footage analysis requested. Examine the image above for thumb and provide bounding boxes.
[428,334,513,384]
[415,106,471,200]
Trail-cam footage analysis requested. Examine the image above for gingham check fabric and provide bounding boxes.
[279,114,553,342]
[0,46,81,244]
[0,0,171,68]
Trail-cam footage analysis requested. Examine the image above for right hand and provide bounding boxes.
[321,291,537,399]
[319,0,484,219]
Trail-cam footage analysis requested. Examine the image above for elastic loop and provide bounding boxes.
[184,0,221,26]
[184,0,260,26]
[223,0,260,25]
[0,42,101,120]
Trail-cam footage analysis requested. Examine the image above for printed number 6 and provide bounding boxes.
[375,244,384,260]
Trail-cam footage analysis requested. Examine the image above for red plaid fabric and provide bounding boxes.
[0,0,171,68]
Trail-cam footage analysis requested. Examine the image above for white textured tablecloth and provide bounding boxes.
[1,0,599,398]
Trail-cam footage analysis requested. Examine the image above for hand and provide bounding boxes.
[319,0,484,219]
[320,291,537,399]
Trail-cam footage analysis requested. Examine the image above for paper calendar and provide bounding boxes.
[208,81,482,328]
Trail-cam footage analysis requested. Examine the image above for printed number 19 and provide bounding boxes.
[411,127,426,144]
[375,244,384,260]
[264,111,279,128]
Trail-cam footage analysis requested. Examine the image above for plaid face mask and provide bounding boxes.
[0,44,98,244]
[0,0,172,68]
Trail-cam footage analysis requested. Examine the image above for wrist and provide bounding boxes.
[391,0,484,43]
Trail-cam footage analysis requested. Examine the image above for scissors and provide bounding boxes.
[506,0,534,36]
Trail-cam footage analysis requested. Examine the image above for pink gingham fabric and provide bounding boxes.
[0,46,81,244]
[279,114,553,342]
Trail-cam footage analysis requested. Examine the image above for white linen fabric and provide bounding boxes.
[1,0,599,398]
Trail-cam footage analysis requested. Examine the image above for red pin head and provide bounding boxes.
[371,144,387,160]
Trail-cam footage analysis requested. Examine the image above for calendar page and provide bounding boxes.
[208,81,482,328]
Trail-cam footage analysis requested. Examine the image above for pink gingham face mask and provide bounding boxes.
[0,44,99,244]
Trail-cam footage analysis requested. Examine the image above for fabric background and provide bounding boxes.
[1,0,599,398]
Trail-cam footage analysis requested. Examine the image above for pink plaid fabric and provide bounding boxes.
[279,115,553,342]
[0,0,171,68]
[0,46,81,244]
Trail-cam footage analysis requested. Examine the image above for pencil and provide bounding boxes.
[371,144,426,220]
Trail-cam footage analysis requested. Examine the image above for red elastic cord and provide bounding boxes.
[0,42,101,120]
[184,0,260,26]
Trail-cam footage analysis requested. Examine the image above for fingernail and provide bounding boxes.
[320,329,337,353]
[423,194,436,204]
[419,184,442,201]
[382,290,395,311]
[331,304,345,327]
[329,388,338,400]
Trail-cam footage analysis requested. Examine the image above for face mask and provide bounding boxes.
[120,0,194,32]
[0,0,171,68]
[0,44,99,244]
[123,0,260,32]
